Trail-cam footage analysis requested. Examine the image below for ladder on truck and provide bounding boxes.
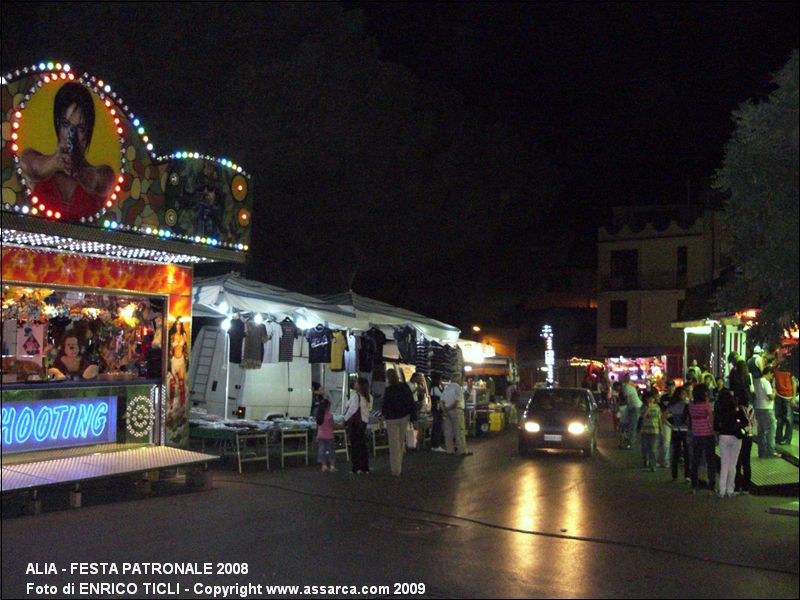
[190,326,222,404]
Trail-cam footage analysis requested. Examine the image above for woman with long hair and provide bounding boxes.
[714,389,746,498]
[344,377,371,475]
[689,384,717,495]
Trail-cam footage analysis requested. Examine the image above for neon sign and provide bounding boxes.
[1,397,117,454]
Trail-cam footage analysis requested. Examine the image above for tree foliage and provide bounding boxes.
[714,50,799,347]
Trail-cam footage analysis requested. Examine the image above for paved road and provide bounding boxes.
[2,422,798,599]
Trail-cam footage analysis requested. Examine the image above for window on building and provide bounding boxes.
[610,250,638,289]
[610,300,628,329]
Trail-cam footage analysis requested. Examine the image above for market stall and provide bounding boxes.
[1,60,253,494]
[605,355,668,390]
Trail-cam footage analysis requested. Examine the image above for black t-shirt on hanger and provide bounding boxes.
[358,327,387,373]
[305,325,333,363]
[228,317,246,363]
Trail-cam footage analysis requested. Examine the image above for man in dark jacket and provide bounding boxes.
[382,369,417,476]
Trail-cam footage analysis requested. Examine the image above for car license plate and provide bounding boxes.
[544,434,562,442]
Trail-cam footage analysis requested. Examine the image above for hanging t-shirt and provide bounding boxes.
[306,326,333,364]
[228,318,246,363]
[279,319,298,362]
[344,333,358,372]
[358,328,387,373]
[262,321,284,364]
[393,325,417,364]
[328,331,348,371]
[241,321,267,369]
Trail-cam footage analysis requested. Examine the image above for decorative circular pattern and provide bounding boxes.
[10,72,126,223]
[238,208,251,227]
[231,174,247,201]
[3,61,252,252]
[165,209,178,227]
[125,394,155,438]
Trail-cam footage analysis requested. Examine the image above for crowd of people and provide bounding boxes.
[610,346,797,497]
[316,370,473,477]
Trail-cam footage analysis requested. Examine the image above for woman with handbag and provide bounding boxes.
[382,369,417,476]
[344,377,372,475]
[714,388,746,498]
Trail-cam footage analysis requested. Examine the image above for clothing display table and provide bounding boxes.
[369,424,389,456]
[281,430,309,468]
[333,429,350,462]
[190,426,269,474]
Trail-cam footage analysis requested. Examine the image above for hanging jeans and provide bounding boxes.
[755,408,777,457]
[775,396,793,445]
[735,437,753,492]
[691,435,716,490]
[348,421,369,473]
[671,430,690,481]
[718,434,742,496]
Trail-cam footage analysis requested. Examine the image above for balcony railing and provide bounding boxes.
[601,272,687,291]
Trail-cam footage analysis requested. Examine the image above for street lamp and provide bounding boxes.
[221,317,232,418]
[541,324,555,386]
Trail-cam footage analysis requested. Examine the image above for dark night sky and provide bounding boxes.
[2,2,798,328]
[353,3,798,210]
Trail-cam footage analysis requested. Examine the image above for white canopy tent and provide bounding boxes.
[320,291,461,342]
[192,273,365,330]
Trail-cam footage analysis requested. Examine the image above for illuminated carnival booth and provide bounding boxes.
[1,61,253,498]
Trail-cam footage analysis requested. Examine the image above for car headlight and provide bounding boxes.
[567,422,587,435]
[524,422,540,433]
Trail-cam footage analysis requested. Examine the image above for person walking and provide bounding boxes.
[689,383,717,495]
[315,398,337,472]
[442,374,471,456]
[714,389,745,498]
[754,368,778,458]
[774,361,797,446]
[429,373,446,452]
[658,381,676,468]
[667,386,691,482]
[344,377,371,475]
[735,392,756,495]
[382,369,417,476]
[640,391,661,471]
[620,374,642,451]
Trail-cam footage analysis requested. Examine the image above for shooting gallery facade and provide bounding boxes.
[1,60,253,491]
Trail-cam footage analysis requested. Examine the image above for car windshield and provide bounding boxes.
[529,390,588,412]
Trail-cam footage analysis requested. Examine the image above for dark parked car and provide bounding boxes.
[518,387,598,457]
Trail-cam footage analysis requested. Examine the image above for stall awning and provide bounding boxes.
[320,291,460,342]
[192,273,364,329]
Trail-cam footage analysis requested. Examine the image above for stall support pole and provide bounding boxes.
[223,333,231,419]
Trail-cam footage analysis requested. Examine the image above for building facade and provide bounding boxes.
[596,206,726,373]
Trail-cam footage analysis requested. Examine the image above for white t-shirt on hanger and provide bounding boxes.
[262,321,284,364]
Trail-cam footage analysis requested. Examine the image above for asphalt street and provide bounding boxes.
[2,420,798,599]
